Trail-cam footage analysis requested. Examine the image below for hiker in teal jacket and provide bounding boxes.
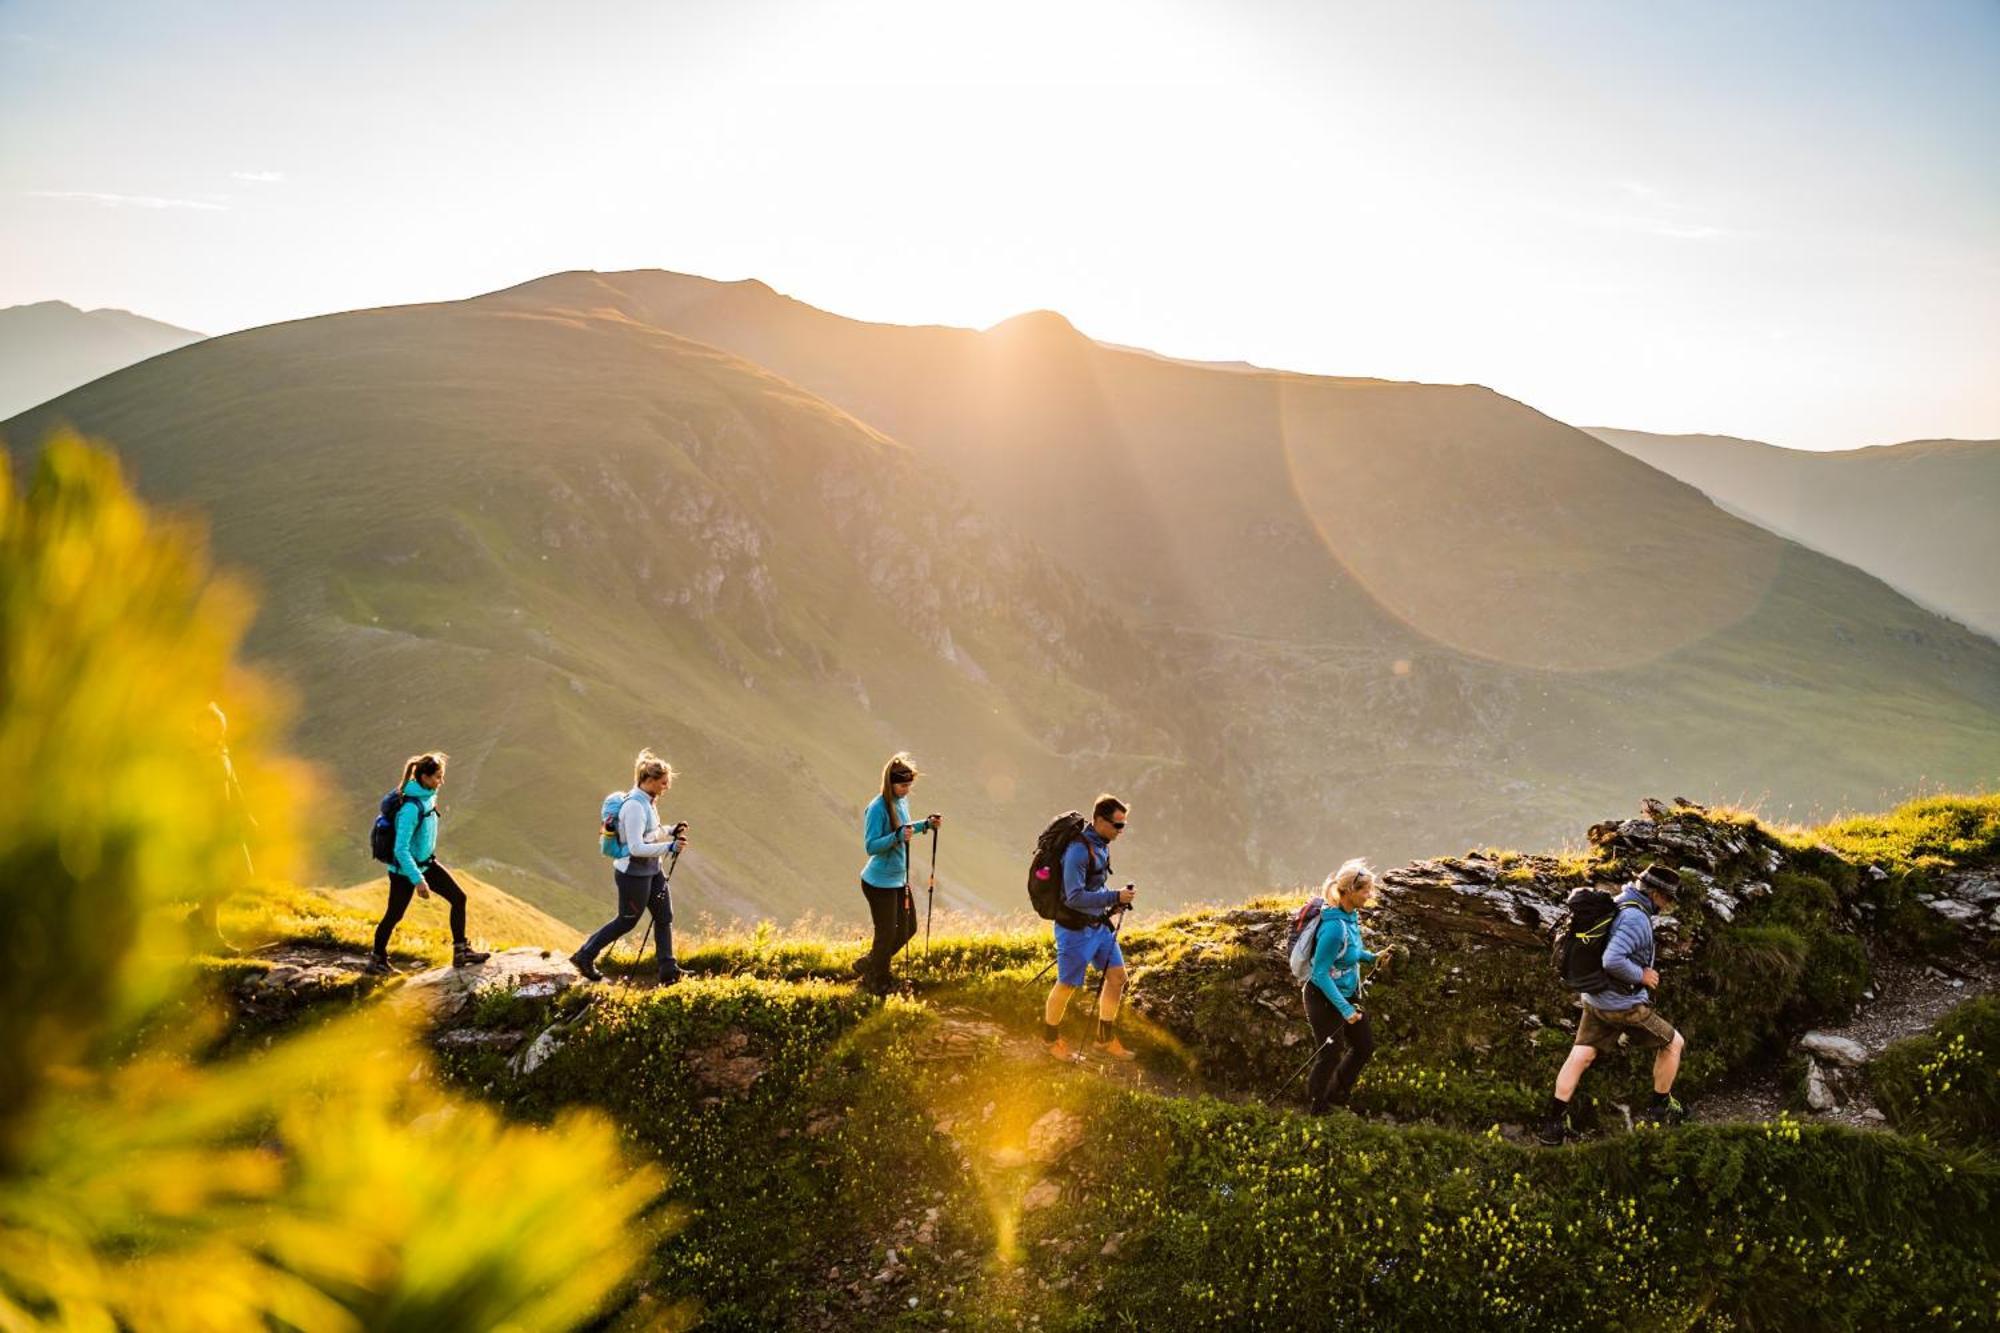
[855,753,940,996]
[368,751,489,974]
[1300,859,1392,1112]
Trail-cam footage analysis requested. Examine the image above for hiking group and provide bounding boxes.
[358,745,1687,1142]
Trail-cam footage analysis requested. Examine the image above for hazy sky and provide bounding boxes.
[3,0,1995,450]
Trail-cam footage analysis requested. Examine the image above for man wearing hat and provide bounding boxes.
[1538,863,1689,1144]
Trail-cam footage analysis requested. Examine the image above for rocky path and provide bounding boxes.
[1695,950,1996,1129]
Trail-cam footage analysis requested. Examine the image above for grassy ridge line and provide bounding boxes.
[429,976,1997,1329]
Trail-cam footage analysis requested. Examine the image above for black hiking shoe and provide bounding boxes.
[453,944,490,968]
[363,954,398,977]
[658,966,686,987]
[1639,1095,1688,1128]
[569,951,603,982]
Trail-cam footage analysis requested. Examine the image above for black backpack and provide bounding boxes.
[1551,887,1645,993]
[368,790,434,865]
[1027,812,1102,929]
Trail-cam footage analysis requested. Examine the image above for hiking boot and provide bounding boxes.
[1639,1095,1688,1128]
[659,966,686,987]
[1044,1037,1081,1063]
[363,954,398,977]
[1535,1118,1568,1147]
[1092,1036,1138,1062]
[850,955,871,976]
[453,944,490,968]
[569,951,603,982]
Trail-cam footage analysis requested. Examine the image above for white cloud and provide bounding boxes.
[29,190,228,211]
[231,170,286,183]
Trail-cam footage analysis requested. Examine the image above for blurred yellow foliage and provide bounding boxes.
[0,435,667,1329]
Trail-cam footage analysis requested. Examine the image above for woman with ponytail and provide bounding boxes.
[854,753,940,996]
[366,751,489,974]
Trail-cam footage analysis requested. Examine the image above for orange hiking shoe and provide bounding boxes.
[1044,1036,1081,1063]
[1093,1036,1138,1062]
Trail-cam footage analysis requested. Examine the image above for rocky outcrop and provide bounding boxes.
[396,946,581,1023]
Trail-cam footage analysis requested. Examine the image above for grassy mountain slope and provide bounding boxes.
[1591,426,2000,642]
[3,298,1246,927]
[0,300,204,420]
[487,270,2000,852]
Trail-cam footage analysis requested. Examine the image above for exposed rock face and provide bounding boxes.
[1128,792,1984,1112]
[397,946,581,1023]
[1920,874,2000,937]
[687,1030,766,1104]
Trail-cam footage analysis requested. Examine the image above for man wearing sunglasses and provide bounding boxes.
[1043,794,1138,1062]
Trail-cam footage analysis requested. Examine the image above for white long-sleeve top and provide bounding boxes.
[613,786,680,873]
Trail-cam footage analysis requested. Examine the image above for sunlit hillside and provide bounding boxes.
[497,271,2000,850]
[9,276,2000,930]
[1591,426,2000,642]
[2,305,1244,926]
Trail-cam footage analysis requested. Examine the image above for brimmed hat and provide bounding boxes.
[1637,865,1681,899]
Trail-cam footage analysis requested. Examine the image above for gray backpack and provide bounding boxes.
[1287,896,1328,983]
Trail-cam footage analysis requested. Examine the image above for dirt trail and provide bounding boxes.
[1696,950,1996,1128]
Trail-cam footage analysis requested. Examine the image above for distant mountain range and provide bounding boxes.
[0,301,204,420]
[6,271,1998,928]
[1589,427,2000,643]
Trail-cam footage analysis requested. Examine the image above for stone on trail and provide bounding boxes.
[1800,1031,1870,1068]
[1805,1060,1838,1113]
[1026,1107,1086,1164]
[396,945,580,1022]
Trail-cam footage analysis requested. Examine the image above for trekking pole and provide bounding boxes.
[924,824,938,961]
[1276,1035,1338,1099]
[1276,957,1382,1100]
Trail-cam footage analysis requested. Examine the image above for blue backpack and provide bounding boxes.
[600,791,638,858]
[369,790,433,865]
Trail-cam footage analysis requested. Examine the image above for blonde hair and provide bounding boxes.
[1325,857,1376,901]
[880,752,919,807]
[401,751,448,785]
[634,748,676,787]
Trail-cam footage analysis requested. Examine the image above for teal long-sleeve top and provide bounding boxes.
[861,794,918,889]
[390,779,440,883]
[1310,903,1378,1020]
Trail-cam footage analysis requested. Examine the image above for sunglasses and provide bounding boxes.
[1108,819,1127,829]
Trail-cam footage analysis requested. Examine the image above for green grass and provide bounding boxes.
[1872,996,2000,1149]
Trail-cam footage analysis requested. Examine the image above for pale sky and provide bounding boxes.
[3,0,1995,450]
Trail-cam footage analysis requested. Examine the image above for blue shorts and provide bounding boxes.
[1053,921,1124,988]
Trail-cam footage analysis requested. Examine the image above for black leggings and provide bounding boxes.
[1303,982,1376,1111]
[861,880,918,992]
[375,861,467,954]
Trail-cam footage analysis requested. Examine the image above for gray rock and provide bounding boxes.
[510,1027,564,1077]
[1800,1032,1869,1068]
[1925,898,1982,926]
[1741,880,1772,900]
[1955,874,2000,905]
[396,946,580,1022]
[1805,1060,1838,1112]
